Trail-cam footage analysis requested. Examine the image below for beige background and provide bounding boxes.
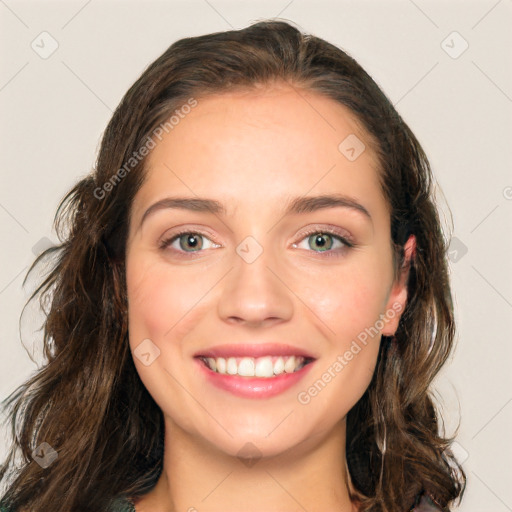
[1,1,511,510]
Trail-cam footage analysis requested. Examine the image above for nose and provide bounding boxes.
[216,244,294,327]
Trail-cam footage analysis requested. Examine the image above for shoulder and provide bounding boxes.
[0,497,135,512]
[410,493,444,511]
[109,496,136,512]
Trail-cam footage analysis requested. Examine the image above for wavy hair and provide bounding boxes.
[0,19,465,512]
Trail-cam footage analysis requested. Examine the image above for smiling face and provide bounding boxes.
[125,84,413,460]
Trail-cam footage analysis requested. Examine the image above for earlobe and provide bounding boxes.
[381,235,416,336]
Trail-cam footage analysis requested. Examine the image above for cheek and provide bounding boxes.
[305,260,390,347]
[125,255,207,347]
[125,254,212,431]
[295,258,388,410]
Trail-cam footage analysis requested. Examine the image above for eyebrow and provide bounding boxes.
[139,193,372,229]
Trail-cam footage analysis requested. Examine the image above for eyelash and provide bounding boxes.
[158,226,355,259]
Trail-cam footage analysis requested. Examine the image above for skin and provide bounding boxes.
[125,84,416,512]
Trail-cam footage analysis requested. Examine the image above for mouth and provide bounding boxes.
[193,352,316,399]
[195,354,316,378]
[192,343,317,398]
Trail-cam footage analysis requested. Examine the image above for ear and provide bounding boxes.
[381,235,416,337]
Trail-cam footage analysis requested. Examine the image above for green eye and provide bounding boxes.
[176,233,203,252]
[307,233,335,252]
[292,229,353,257]
[160,231,219,253]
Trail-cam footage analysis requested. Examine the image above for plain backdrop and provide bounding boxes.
[1,1,511,510]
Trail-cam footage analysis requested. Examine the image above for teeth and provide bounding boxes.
[227,357,238,375]
[201,355,309,378]
[255,356,273,377]
[273,356,285,375]
[238,357,255,377]
[284,356,297,373]
[216,357,226,374]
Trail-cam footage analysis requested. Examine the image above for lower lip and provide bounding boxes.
[194,357,315,399]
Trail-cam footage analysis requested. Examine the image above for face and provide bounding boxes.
[125,85,413,460]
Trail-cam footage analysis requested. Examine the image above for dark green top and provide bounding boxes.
[0,497,135,512]
[109,497,136,511]
[0,493,441,511]
[111,497,136,511]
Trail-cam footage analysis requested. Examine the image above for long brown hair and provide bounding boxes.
[0,19,465,511]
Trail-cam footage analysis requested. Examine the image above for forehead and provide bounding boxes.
[133,86,386,219]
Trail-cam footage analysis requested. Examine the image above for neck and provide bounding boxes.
[134,416,358,512]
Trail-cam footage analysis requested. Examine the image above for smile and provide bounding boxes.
[198,355,314,378]
[194,355,316,399]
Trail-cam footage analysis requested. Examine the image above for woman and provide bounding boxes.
[0,20,465,512]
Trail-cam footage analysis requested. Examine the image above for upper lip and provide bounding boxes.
[194,343,317,360]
